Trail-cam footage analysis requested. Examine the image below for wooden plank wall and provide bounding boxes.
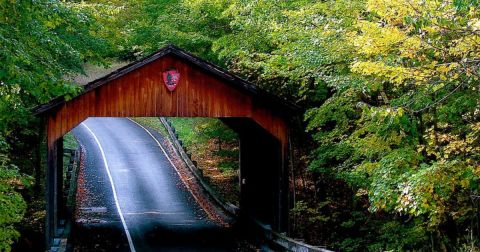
[46,54,288,150]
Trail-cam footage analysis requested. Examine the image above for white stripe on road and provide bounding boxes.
[81,122,136,252]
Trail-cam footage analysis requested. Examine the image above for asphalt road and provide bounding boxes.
[72,118,239,251]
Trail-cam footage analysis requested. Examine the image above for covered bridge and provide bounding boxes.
[35,45,298,247]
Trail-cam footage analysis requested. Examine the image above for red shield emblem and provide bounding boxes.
[162,69,180,91]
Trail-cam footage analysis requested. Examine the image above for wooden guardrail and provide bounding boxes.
[49,147,80,252]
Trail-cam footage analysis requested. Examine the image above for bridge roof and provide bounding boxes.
[35,45,298,115]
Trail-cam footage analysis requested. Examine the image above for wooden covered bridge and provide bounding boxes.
[35,45,298,247]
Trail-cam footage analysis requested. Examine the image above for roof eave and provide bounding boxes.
[34,45,300,116]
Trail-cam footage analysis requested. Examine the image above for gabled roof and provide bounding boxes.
[34,45,299,115]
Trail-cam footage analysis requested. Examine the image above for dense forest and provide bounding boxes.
[1,0,480,251]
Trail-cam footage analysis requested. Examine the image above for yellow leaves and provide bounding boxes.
[44,20,58,29]
[416,144,425,153]
[424,26,440,34]
[351,54,461,86]
[438,132,454,142]
[366,0,416,24]
[357,162,380,175]
[350,0,480,89]
[460,179,470,188]
[432,63,460,83]
[421,202,430,210]
[356,188,368,196]
[367,0,449,26]
[468,18,480,31]
[423,125,480,162]
[466,123,480,155]
[470,122,480,132]
[400,37,422,59]
[351,61,413,85]
[352,20,411,57]
[436,64,458,74]
[449,35,480,57]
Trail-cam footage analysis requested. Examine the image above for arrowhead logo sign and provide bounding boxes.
[162,69,180,92]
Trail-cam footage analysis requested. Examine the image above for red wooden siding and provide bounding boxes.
[46,54,289,151]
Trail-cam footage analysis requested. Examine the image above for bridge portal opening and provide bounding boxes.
[58,116,282,250]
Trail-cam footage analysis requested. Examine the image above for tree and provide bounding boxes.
[306,0,480,249]
[346,0,480,227]
[0,153,27,252]
[0,0,113,249]
[210,0,480,249]
[196,119,237,152]
[120,0,230,62]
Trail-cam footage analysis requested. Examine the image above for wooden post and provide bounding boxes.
[45,136,63,248]
[229,118,285,231]
[45,141,57,248]
[278,137,289,233]
[56,137,64,222]
[238,134,250,221]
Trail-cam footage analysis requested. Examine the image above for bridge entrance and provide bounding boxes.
[36,45,297,247]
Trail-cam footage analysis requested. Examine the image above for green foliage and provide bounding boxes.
[63,133,78,151]
[0,153,28,251]
[338,216,429,252]
[131,117,169,136]
[295,0,480,249]
[169,118,239,170]
[1,0,479,250]
[0,0,112,149]
[169,118,206,148]
[211,0,363,100]
[119,0,230,62]
[0,0,114,250]
[218,160,237,172]
[290,200,331,242]
[197,119,237,143]
[196,119,237,154]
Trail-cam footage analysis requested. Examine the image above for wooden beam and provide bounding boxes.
[45,140,57,247]
[56,138,64,221]
[222,118,288,232]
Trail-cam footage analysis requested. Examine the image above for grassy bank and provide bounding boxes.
[168,118,240,205]
[63,132,78,150]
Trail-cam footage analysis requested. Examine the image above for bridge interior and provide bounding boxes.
[71,117,238,251]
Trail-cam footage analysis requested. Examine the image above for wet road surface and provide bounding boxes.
[72,118,243,251]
